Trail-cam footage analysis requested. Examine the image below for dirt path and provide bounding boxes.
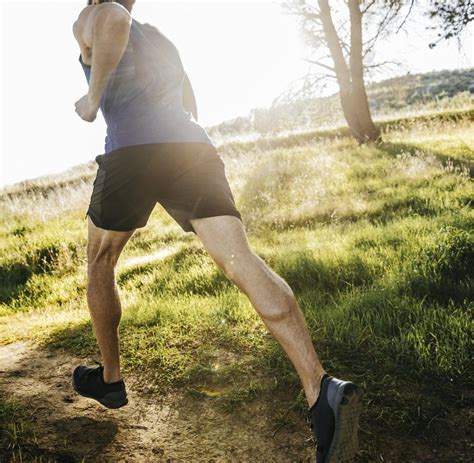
[0,341,314,462]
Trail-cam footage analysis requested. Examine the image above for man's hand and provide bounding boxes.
[74,94,100,122]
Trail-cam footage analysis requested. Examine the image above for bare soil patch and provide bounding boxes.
[0,341,314,462]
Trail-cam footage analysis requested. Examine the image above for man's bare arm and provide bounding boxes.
[87,4,132,107]
[182,71,198,122]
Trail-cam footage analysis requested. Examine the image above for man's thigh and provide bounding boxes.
[189,215,253,271]
[87,216,136,264]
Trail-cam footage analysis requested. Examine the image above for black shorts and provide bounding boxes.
[85,142,243,234]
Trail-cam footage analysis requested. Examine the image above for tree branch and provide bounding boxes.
[364,60,399,69]
[362,7,395,57]
[361,0,376,15]
[302,58,336,72]
[395,0,415,33]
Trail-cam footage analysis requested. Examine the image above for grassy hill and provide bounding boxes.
[206,68,474,143]
[0,110,473,461]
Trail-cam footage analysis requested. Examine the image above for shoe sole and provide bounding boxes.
[326,381,363,463]
[71,380,128,409]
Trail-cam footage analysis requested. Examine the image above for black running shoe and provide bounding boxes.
[307,374,363,463]
[72,362,128,409]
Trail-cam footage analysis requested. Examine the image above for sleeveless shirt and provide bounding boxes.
[79,17,216,154]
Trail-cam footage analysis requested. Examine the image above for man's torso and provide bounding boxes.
[73,5,215,153]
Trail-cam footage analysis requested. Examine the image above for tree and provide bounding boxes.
[427,0,474,48]
[278,0,414,144]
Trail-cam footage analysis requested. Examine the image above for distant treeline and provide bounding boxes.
[206,68,474,141]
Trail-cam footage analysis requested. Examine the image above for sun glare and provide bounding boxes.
[0,0,472,187]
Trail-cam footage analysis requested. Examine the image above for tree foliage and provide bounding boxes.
[428,0,474,48]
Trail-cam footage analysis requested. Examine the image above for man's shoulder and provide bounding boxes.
[73,6,94,43]
[74,5,93,27]
[92,2,132,23]
[73,4,131,47]
[75,3,131,27]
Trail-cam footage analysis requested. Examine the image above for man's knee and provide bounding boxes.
[225,252,297,318]
[222,250,294,297]
[86,216,134,270]
[87,243,123,270]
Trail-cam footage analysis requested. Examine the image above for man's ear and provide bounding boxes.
[182,71,198,122]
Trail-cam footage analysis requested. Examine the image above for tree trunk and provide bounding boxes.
[348,0,381,143]
[318,0,381,144]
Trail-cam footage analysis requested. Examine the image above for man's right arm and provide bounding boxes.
[87,4,132,108]
[73,3,132,122]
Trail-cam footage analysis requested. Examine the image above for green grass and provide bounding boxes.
[1,110,473,460]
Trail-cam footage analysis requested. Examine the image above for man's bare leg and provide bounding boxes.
[86,216,136,383]
[190,215,326,408]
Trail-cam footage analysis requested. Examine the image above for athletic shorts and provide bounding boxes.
[84,142,243,234]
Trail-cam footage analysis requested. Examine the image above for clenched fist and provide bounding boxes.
[74,94,100,122]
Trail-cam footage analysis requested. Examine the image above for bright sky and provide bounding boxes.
[0,0,472,187]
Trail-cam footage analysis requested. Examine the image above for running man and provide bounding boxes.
[71,1,363,461]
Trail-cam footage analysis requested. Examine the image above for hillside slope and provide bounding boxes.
[1,112,473,462]
[206,68,474,142]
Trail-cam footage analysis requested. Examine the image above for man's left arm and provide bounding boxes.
[75,4,132,122]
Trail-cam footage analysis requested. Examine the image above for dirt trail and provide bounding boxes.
[0,341,314,462]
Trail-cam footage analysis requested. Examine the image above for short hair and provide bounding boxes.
[87,0,135,13]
